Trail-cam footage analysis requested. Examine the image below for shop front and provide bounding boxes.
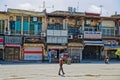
[23,36,44,61]
[47,45,67,62]
[102,40,119,59]
[83,31,104,60]
[83,41,104,60]
[4,36,22,60]
[68,43,83,62]
[0,36,4,60]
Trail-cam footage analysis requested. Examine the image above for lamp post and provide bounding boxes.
[99,5,103,15]
[4,4,7,12]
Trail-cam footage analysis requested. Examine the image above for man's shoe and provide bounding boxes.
[58,73,60,75]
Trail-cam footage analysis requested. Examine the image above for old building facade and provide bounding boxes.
[0,8,119,62]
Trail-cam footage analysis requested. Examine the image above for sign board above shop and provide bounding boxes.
[84,41,104,46]
[5,36,22,44]
[24,37,43,43]
[103,40,118,46]
[84,31,102,39]
[0,36,4,44]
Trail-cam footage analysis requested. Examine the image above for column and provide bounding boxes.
[21,15,23,35]
[80,48,83,61]
[7,16,10,34]
[82,18,84,33]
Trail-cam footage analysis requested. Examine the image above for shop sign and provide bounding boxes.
[24,37,43,43]
[0,36,4,49]
[5,36,22,44]
[48,46,67,50]
[0,38,3,44]
[84,41,104,46]
[5,44,21,47]
[104,46,119,49]
[103,40,118,46]
[84,31,102,39]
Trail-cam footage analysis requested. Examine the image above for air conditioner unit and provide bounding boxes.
[78,35,83,39]
[33,17,37,21]
[68,35,73,39]
[41,32,46,37]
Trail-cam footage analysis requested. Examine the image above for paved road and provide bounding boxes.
[0,63,120,80]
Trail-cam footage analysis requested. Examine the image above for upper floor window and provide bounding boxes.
[16,16,21,21]
[23,16,28,22]
[68,27,79,34]
[101,28,114,36]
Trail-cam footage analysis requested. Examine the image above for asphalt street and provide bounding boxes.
[0,63,120,80]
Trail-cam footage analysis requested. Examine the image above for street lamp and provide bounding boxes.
[4,4,7,12]
[99,5,103,15]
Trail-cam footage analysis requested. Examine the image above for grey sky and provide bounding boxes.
[0,0,120,16]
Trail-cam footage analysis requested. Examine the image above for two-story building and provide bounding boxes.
[46,11,68,62]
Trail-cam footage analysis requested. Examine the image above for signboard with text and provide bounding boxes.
[84,31,102,39]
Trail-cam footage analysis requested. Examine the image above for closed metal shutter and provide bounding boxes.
[24,47,43,60]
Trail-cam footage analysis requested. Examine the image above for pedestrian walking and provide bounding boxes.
[58,55,65,75]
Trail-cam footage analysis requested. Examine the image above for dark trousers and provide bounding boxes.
[58,64,64,74]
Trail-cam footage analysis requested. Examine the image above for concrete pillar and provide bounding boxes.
[102,50,107,57]
[80,48,83,61]
[82,18,85,32]
[4,19,7,33]
[7,16,10,33]
[28,16,30,34]
[43,16,47,32]
[3,49,4,60]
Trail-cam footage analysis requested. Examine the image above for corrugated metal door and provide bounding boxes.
[24,47,43,60]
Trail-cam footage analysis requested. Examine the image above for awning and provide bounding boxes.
[84,41,104,46]
[103,46,120,50]
[5,44,21,47]
[24,43,44,47]
[48,45,67,50]
[68,43,83,47]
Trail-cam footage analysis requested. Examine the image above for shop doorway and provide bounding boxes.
[4,47,20,60]
[68,48,81,63]
[107,50,117,59]
[48,48,66,62]
[82,45,103,60]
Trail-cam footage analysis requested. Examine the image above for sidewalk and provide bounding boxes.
[1,63,120,80]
